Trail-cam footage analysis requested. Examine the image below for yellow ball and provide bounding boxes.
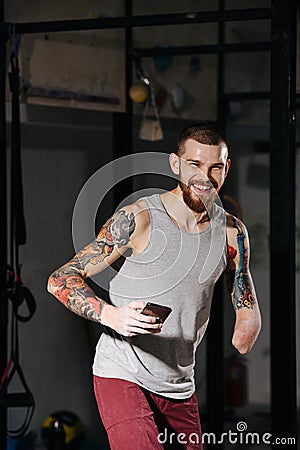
[129,83,148,103]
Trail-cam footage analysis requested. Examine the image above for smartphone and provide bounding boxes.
[140,302,172,324]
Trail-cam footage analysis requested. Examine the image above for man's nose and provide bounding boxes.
[198,166,210,179]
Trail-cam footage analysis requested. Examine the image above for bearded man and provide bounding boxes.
[48,123,261,450]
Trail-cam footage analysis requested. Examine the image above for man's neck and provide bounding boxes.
[160,188,211,233]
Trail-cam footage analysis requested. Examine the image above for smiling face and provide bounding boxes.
[171,138,230,213]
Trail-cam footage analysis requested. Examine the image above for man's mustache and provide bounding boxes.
[187,179,218,189]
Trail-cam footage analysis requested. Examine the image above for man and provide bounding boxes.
[47,123,261,450]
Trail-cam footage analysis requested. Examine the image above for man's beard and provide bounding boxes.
[179,180,217,213]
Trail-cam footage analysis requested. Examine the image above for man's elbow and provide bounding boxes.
[47,273,56,296]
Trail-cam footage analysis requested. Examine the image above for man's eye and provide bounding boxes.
[190,163,199,167]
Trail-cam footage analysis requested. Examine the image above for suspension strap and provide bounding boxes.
[0,26,36,438]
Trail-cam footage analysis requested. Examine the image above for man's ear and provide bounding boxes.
[169,153,180,175]
[225,158,231,178]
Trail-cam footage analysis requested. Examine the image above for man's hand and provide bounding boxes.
[101,301,163,337]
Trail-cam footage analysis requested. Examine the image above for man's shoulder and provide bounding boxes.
[118,198,151,232]
[225,212,237,230]
[225,212,247,233]
[225,212,249,252]
[119,197,149,215]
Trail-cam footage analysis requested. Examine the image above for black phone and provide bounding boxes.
[140,302,172,324]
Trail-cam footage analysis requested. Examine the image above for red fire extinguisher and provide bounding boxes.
[225,355,248,408]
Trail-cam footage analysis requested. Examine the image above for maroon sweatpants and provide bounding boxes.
[93,376,203,450]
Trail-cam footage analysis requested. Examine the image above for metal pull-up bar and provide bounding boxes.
[0,8,271,36]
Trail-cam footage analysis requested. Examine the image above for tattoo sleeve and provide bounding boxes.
[48,209,136,322]
[231,218,256,311]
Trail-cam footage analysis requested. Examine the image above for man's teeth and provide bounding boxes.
[192,184,211,191]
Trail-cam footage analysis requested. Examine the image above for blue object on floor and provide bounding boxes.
[7,432,36,450]
[7,437,18,450]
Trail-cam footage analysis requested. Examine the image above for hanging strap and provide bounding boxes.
[8,27,36,321]
[0,27,36,438]
[9,26,27,255]
[11,274,37,323]
[0,307,35,436]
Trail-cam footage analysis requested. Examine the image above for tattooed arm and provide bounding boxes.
[225,215,261,354]
[47,204,162,337]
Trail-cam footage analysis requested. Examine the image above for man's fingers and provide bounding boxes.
[127,307,157,323]
[116,302,163,337]
[126,326,162,336]
[127,300,147,310]
[126,301,160,323]
[130,317,161,329]
[121,317,162,336]
[139,313,159,323]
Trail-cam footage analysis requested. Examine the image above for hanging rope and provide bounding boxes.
[0,25,36,438]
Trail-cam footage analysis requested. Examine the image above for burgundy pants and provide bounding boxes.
[93,376,203,450]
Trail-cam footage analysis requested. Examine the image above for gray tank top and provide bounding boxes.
[93,194,227,399]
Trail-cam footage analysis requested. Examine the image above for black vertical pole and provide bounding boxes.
[270,0,297,447]
[112,0,133,209]
[217,1,226,127]
[206,1,225,447]
[0,0,7,448]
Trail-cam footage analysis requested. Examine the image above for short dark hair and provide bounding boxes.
[176,122,227,156]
